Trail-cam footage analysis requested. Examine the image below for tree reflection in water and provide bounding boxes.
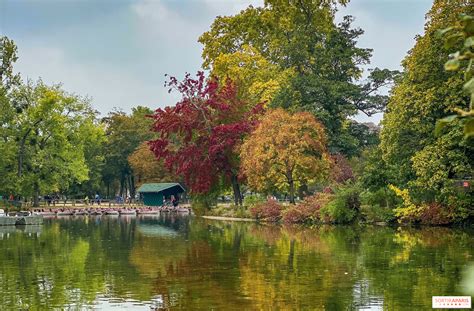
[0,216,472,310]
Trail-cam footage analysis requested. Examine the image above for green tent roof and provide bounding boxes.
[137,183,185,193]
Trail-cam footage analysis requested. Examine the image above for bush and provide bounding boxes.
[321,199,357,224]
[360,204,396,223]
[282,193,333,224]
[250,199,283,222]
[320,184,360,224]
[389,185,424,223]
[388,185,461,225]
[360,187,399,208]
[191,193,218,216]
[207,204,252,218]
[359,188,398,223]
[419,202,454,225]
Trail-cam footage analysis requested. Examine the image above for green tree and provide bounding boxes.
[380,0,473,215]
[11,81,95,206]
[0,37,21,196]
[436,13,474,138]
[199,1,398,155]
[66,117,107,198]
[101,106,154,198]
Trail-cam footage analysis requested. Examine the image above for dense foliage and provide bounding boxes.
[0,0,472,224]
[199,0,398,156]
[149,72,264,206]
[240,108,329,204]
[380,0,473,222]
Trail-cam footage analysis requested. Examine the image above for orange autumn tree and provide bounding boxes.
[240,109,330,204]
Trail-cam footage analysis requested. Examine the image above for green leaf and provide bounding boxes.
[465,36,474,48]
[463,78,474,94]
[464,118,474,139]
[444,34,462,49]
[465,18,474,34]
[435,27,454,38]
[435,115,458,136]
[459,14,474,22]
[444,59,460,71]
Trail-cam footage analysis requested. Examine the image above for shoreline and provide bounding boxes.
[201,215,255,222]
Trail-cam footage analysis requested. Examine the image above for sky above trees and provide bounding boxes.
[0,0,431,123]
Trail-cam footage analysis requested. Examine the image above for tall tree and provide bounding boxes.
[149,72,264,206]
[11,81,95,206]
[66,118,107,198]
[0,37,19,195]
[240,108,329,204]
[210,45,294,106]
[199,1,398,155]
[380,0,473,213]
[436,12,474,138]
[101,106,154,198]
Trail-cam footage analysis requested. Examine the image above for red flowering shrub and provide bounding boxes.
[282,193,333,224]
[250,200,283,222]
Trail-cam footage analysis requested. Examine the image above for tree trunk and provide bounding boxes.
[119,177,125,197]
[129,175,135,198]
[288,178,295,204]
[33,182,40,207]
[230,173,242,206]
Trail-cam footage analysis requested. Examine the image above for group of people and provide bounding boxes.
[83,194,102,205]
[165,195,179,207]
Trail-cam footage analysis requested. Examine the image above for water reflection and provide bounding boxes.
[0,216,472,310]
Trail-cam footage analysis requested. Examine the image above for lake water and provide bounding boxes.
[0,215,473,310]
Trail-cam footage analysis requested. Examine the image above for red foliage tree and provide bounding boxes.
[149,72,264,205]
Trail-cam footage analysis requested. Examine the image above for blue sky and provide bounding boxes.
[0,0,432,123]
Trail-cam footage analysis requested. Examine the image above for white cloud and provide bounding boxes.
[201,0,263,13]
[131,0,198,44]
[15,42,170,114]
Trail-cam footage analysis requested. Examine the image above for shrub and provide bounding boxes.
[191,193,218,216]
[360,187,400,208]
[282,207,308,224]
[321,199,357,224]
[360,204,396,223]
[322,187,334,194]
[282,193,333,224]
[250,199,283,222]
[320,184,360,224]
[388,185,424,223]
[418,202,454,225]
[388,185,461,225]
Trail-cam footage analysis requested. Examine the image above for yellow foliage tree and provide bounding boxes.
[128,142,175,187]
[211,45,294,106]
[240,109,330,203]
